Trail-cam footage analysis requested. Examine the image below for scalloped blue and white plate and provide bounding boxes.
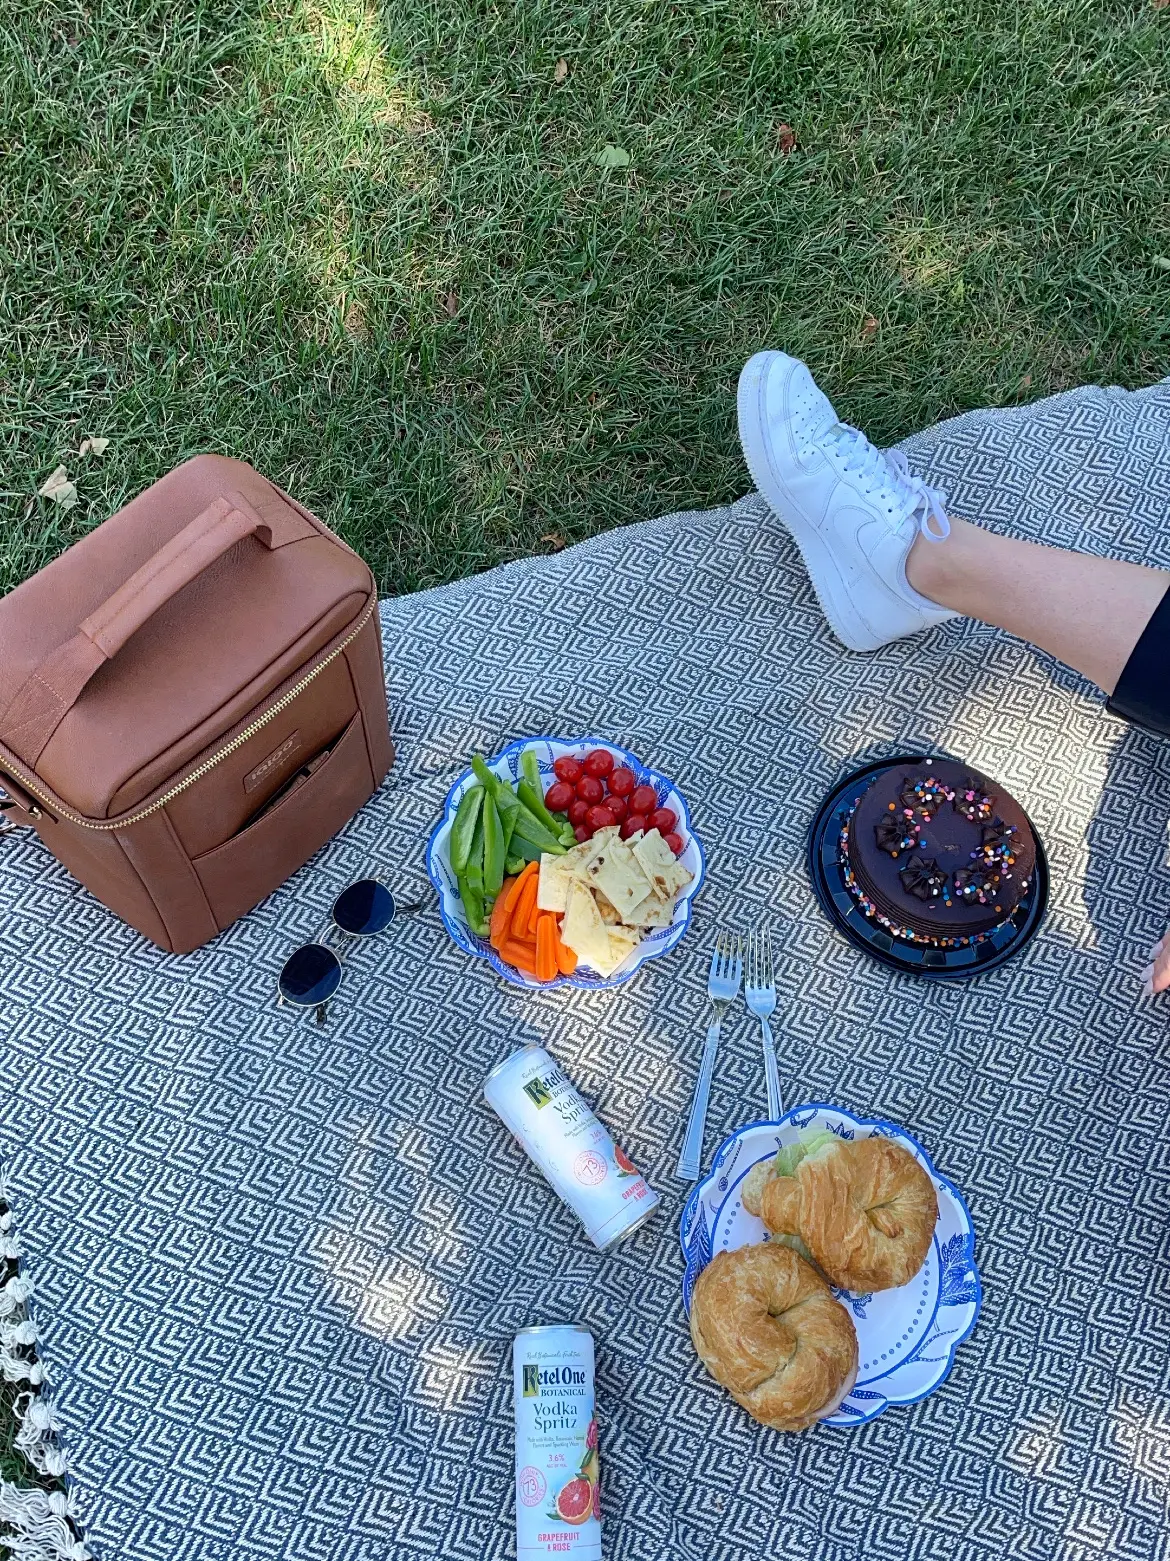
[678,1104,981,1427]
[425,735,706,990]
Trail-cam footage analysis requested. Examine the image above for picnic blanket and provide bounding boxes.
[3,378,1170,1561]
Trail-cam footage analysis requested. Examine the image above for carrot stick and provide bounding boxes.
[512,874,539,939]
[535,914,557,982]
[489,878,516,949]
[551,918,577,975]
[501,938,539,976]
[503,860,538,914]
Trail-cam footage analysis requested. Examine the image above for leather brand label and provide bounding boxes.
[244,732,301,793]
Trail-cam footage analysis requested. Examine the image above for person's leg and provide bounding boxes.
[736,349,1170,696]
[905,517,1169,696]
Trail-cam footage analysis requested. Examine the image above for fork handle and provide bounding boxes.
[676,1019,722,1181]
[760,1016,783,1121]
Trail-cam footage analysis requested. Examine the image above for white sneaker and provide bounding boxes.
[737,350,958,653]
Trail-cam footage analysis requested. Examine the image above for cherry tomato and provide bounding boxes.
[586,805,618,832]
[583,750,614,779]
[630,784,658,815]
[663,831,684,856]
[576,775,604,804]
[554,756,583,784]
[604,794,628,823]
[608,767,635,798]
[574,823,594,843]
[568,798,590,827]
[545,781,575,812]
[648,807,677,835]
[621,813,649,839]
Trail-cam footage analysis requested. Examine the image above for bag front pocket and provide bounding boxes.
[191,711,374,928]
[162,656,358,858]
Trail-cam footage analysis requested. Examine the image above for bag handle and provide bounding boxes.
[0,494,313,769]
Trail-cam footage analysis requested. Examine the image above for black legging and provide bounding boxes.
[1107,581,1170,735]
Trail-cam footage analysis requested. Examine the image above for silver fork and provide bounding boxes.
[745,927,782,1120]
[676,933,743,1181]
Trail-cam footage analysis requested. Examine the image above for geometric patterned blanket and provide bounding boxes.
[2,379,1170,1561]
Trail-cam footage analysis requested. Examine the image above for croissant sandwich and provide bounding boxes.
[742,1131,938,1293]
[690,1243,858,1431]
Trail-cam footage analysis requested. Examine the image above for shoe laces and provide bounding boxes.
[823,422,950,541]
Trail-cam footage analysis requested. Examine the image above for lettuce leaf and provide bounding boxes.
[767,1231,817,1265]
[773,1129,837,1177]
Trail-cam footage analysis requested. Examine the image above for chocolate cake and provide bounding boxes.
[840,760,1036,947]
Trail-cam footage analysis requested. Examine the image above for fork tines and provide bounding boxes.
[746,925,774,991]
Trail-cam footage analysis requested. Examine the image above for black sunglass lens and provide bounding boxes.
[333,880,396,936]
[279,944,343,1007]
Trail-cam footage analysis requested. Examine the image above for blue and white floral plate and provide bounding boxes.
[425,735,706,990]
[679,1104,981,1427]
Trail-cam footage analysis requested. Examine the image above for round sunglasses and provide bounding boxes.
[277,879,422,1023]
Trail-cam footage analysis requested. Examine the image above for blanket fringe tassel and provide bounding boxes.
[0,1178,93,1561]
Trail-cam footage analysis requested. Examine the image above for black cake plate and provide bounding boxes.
[807,755,1048,981]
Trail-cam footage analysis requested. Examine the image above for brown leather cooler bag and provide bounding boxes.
[0,454,393,952]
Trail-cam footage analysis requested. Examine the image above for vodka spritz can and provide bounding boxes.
[484,1045,659,1251]
[513,1325,601,1559]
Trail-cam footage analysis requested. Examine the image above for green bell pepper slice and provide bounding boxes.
[482,793,505,898]
[449,785,484,875]
[459,871,486,937]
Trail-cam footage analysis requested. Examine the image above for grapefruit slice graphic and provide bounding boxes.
[555,1476,593,1525]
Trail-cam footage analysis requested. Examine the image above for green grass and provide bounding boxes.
[0,1222,60,1499]
[0,0,1167,1511]
[1,1384,59,1497]
[2,0,1168,600]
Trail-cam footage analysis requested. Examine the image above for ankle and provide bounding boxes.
[906,518,972,608]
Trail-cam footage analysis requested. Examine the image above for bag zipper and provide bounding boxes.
[0,595,378,832]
